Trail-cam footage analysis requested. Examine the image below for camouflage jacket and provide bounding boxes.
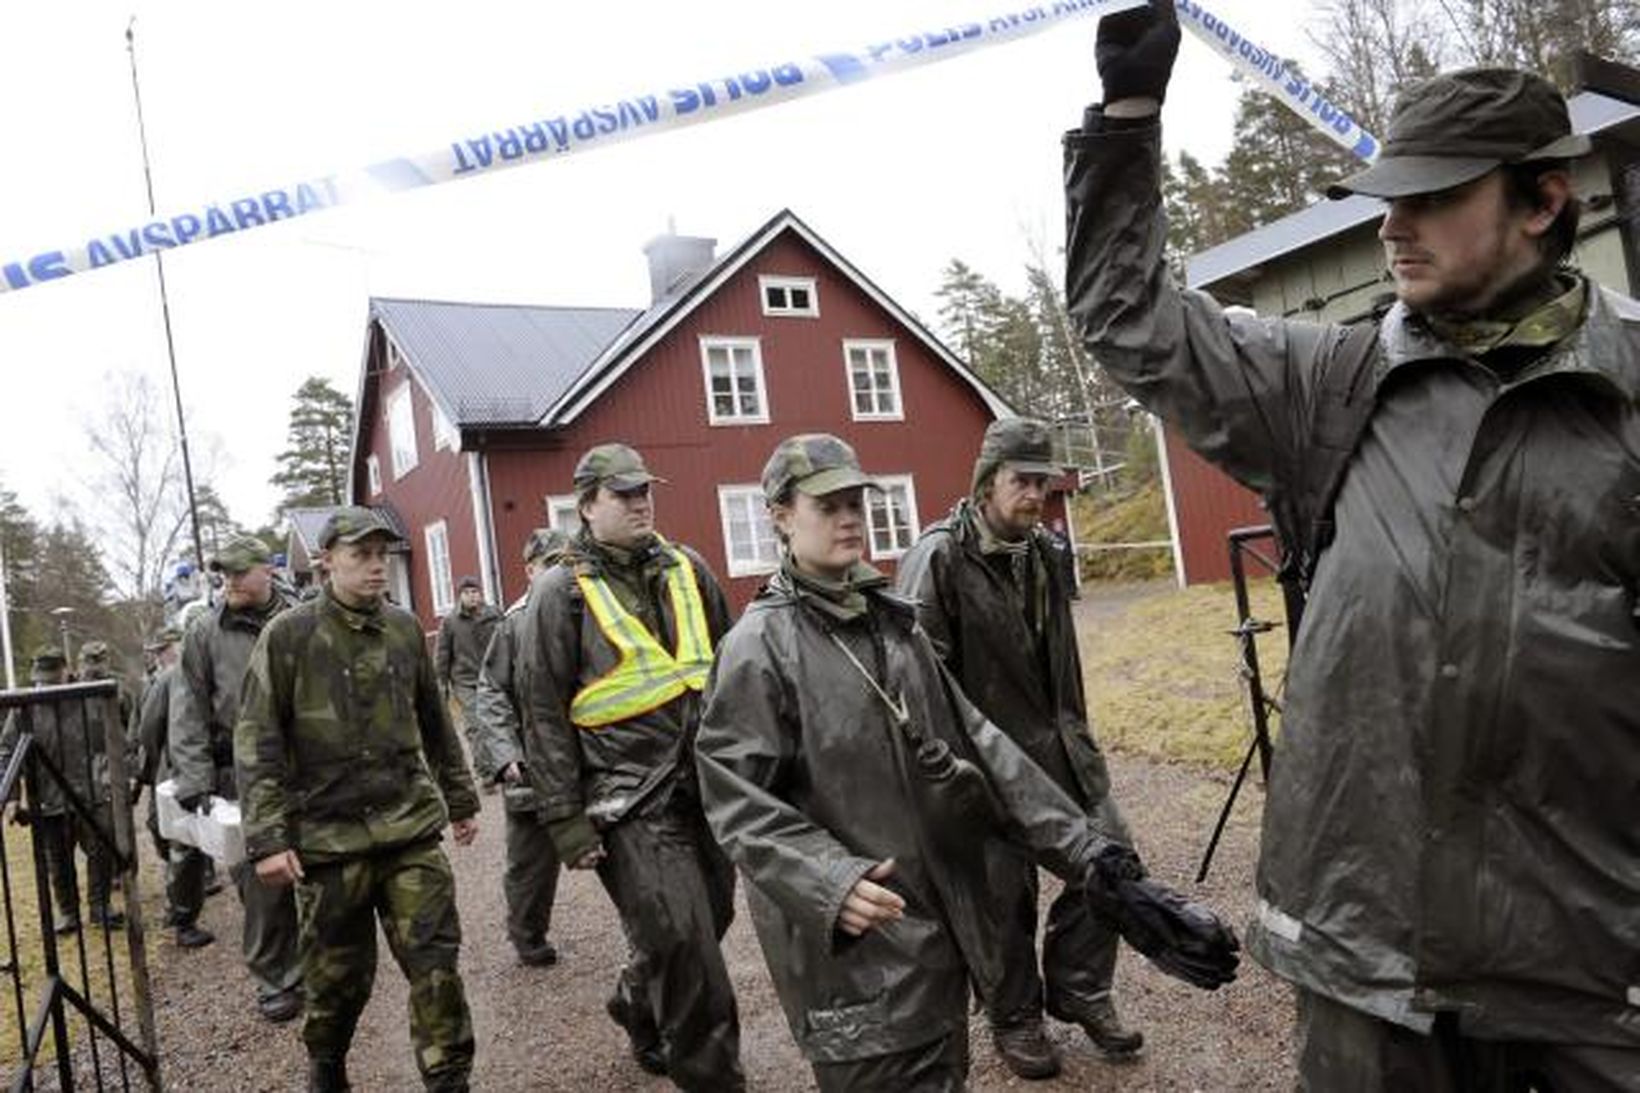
[435,603,502,691]
[470,594,539,814]
[235,588,480,864]
[171,589,297,801]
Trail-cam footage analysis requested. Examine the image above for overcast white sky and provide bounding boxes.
[0,0,1328,534]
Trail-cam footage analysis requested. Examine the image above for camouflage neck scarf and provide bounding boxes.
[965,501,1046,636]
[1424,271,1586,359]
[782,556,888,623]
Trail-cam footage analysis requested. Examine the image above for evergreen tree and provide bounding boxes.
[1219,79,1360,239]
[271,376,354,517]
[0,483,41,682]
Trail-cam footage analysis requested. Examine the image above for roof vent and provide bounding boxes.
[642,231,716,303]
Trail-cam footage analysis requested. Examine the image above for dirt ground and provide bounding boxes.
[137,585,1295,1091]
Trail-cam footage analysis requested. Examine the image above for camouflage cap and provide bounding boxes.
[209,534,274,574]
[522,527,571,565]
[318,506,397,550]
[30,645,66,673]
[457,575,481,592]
[571,443,667,492]
[78,640,111,667]
[974,417,1064,488]
[1328,68,1590,200]
[761,433,882,502]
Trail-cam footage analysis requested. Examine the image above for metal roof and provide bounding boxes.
[370,299,643,426]
[1187,90,1640,292]
[284,504,410,552]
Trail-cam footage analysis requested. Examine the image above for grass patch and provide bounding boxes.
[1079,577,1290,771]
[1070,482,1174,581]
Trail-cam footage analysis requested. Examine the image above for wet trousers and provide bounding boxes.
[1296,989,1640,1092]
[37,809,113,922]
[503,808,560,952]
[597,802,742,1092]
[812,1026,970,1093]
[984,840,1119,1026]
[295,839,473,1091]
[232,856,302,1000]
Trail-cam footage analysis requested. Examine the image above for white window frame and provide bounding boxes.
[716,484,781,579]
[866,474,920,561]
[431,402,458,451]
[545,494,582,535]
[365,454,382,497]
[699,336,771,426]
[424,520,454,615]
[386,383,419,479]
[844,339,904,422]
[758,274,819,318]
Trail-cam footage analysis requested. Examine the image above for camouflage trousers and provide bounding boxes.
[37,809,113,923]
[294,839,473,1091]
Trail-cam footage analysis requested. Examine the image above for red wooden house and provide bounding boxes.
[346,209,1016,631]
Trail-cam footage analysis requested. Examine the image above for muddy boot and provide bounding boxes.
[992,1018,1062,1079]
[1051,997,1144,1059]
[175,922,216,949]
[307,1057,350,1092]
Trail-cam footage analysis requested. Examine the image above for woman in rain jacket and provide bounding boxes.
[696,433,1237,1091]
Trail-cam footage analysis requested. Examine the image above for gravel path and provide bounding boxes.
[140,587,1296,1090]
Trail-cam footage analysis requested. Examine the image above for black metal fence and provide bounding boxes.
[0,680,159,1091]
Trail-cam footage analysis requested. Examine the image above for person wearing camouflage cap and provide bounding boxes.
[469,528,572,969]
[130,625,214,949]
[898,418,1142,1076]
[0,644,125,933]
[171,532,306,1020]
[434,565,502,757]
[236,505,480,1092]
[517,443,742,1087]
[1069,4,1639,1084]
[697,434,1237,1091]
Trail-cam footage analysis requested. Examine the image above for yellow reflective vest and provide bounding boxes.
[569,543,715,728]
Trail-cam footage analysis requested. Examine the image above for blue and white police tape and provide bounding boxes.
[2,0,1374,297]
[1176,1,1379,161]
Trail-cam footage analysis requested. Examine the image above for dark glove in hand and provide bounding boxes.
[177,792,209,814]
[1086,846,1240,991]
[1096,0,1182,104]
[10,805,30,827]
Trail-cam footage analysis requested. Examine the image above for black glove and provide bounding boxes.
[10,805,30,827]
[1095,0,1182,104]
[1086,845,1240,991]
[177,792,209,814]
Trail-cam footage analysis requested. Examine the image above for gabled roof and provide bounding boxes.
[1188,89,1640,293]
[370,299,642,426]
[540,209,1013,424]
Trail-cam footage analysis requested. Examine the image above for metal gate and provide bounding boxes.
[0,680,160,1091]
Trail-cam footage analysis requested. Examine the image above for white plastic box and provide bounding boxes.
[155,779,246,866]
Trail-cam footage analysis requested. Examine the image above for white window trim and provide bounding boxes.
[365,454,382,497]
[386,383,419,479]
[758,274,819,318]
[716,484,781,579]
[432,402,458,452]
[867,474,920,561]
[844,338,905,422]
[545,494,582,534]
[424,520,454,616]
[699,336,771,426]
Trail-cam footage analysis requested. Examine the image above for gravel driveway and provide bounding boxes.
[139,754,1290,1092]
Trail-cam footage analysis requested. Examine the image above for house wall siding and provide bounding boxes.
[358,326,481,635]
[1162,426,1268,586]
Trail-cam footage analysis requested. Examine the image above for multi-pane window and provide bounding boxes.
[700,337,769,424]
[424,520,453,615]
[759,275,818,317]
[432,403,458,451]
[867,475,919,559]
[387,384,419,478]
[845,340,903,421]
[545,494,582,535]
[717,485,780,577]
[366,454,382,496]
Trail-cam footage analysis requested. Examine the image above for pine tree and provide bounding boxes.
[271,376,354,517]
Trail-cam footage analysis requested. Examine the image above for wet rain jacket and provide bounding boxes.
[897,499,1127,840]
[696,568,1114,1063]
[1064,114,1640,1046]
[471,594,542,815]
[517,534,732,828]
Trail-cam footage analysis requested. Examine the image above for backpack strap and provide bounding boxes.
[1268,321,1382,601]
